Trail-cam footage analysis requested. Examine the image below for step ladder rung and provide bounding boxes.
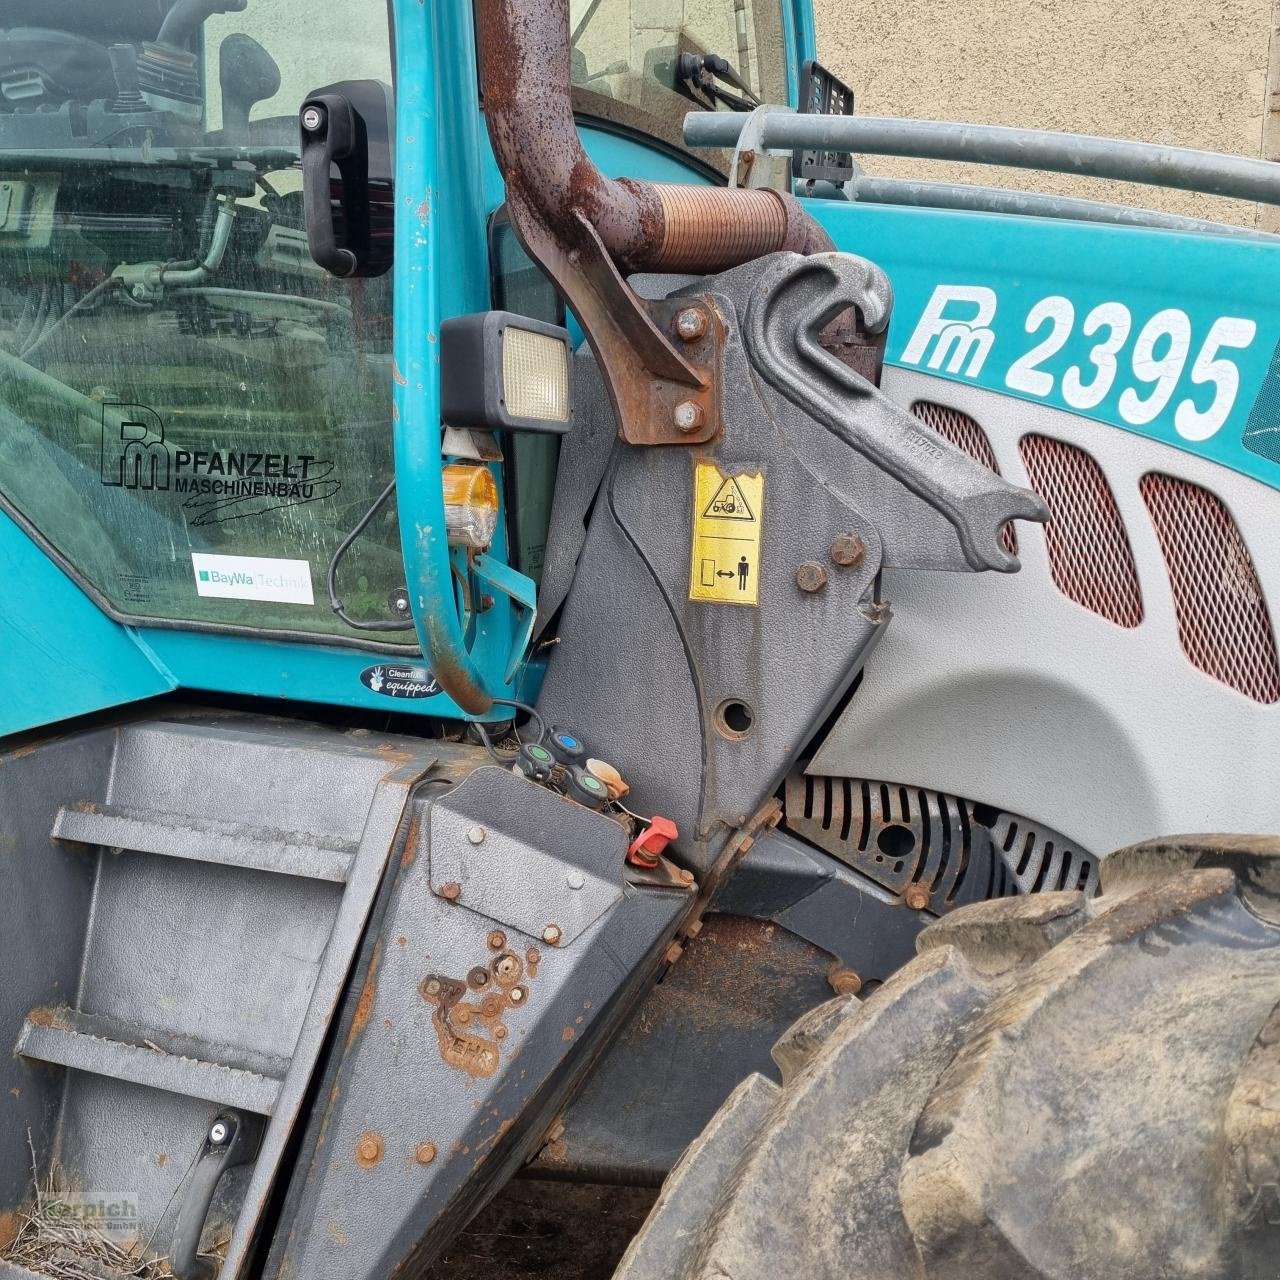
[53,803,356,883]
[17,1009,282,1116]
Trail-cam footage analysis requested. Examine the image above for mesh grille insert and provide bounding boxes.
[1139,473,1280,704]
[1018,434,1144,628]
[911,400,1017,555]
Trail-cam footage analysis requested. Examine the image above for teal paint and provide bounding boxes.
[0,509,174,737]
[812,200,1280,493]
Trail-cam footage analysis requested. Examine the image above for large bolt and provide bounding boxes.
[830,533,866,568]
[828,967,863,996]
[673,401,704,434]
[674,307,707,341]
[355,1131,385,1168]
[795,561,829,593]
[903,883,931,911]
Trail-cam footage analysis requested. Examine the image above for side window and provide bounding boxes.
[0,2,406,643]
[570,0,789,175]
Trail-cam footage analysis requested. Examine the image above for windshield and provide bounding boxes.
[569,0,789,176]
[0,1,406,647]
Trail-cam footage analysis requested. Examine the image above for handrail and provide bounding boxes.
[684,111,1280,209]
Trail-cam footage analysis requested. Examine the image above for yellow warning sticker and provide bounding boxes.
[689,461,764,606]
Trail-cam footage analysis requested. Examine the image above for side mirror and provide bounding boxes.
[299,79,394,278]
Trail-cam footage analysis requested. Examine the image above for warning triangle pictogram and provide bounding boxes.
[702,476,756,521]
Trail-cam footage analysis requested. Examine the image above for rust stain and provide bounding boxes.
[155,1153,168,1168]
[401,814,421,869]
[561,1027,574,1042]
[346,941,383,1048]
[0,1209,20,1251]
[355,1131,385,1168]
[328,1223,349,1246]
[420,936,540,1079]
[26,1007,57,1027]
[397,936,408,947]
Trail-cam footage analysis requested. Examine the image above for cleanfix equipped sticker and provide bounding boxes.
[689,461,763,606]
[191,552,314,605]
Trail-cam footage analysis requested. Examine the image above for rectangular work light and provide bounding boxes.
[440,310,573,434]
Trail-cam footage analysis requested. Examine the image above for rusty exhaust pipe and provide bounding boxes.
[475,0,836,446]
[475,0,831,273]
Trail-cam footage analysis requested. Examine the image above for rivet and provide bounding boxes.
[795,561,829,593]
[542,924,562,945]
[439,881,462,901]
[673,401,704,434]
[467,826,486,845]
[487,930,507,950]
[415,1142,437,1165]
[566,871,585,891]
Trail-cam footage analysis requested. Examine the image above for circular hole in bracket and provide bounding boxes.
[714,699,755,739]
[876,823,917,861]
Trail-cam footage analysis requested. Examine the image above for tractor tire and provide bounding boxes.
[615,835,1280,1280]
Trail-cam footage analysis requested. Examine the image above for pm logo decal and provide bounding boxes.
[901,285,998,378]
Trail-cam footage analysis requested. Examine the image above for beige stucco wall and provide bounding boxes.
[814,0,1276,227]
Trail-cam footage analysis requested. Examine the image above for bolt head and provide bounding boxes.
[566,870,585,891]
[415,1142,437,1166]
[487,930,507,950]
[673,400,704,434]
[301,105,325,132]
[795,560,829,593]
[543,924,562,945]
[828,967,863,996]
[903,883,931,911]
[674,307,707,341]
[209,1121,229,1146]
[355,1131,384,1167]
[439,881,462,901]
[509,985,526,1004]
[467,825,486,845]
[830,533,866,568]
